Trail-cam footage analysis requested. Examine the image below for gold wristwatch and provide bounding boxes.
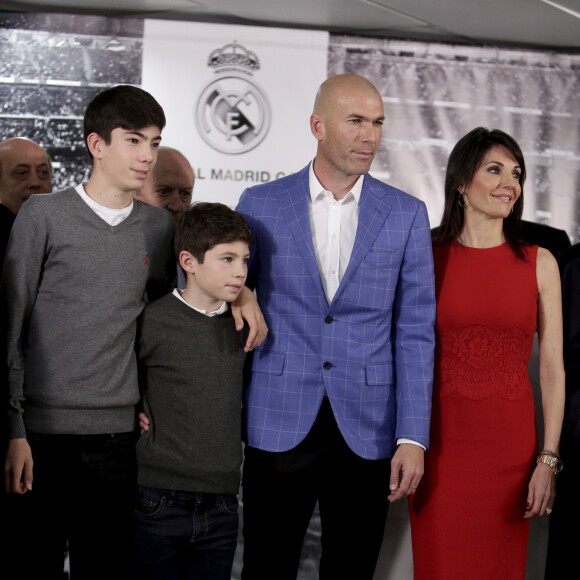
[537,454,563,474]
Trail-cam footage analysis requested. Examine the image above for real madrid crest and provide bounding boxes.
[195,41,272,155]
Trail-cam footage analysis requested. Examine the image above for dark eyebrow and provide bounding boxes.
[123,130,162,142]
[486,160,521,169]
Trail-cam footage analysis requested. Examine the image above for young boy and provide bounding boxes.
[2,85,175,580]
[133,202,251,580]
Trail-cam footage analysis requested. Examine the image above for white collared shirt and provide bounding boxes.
[172,289,228,317]
[308,163,364,302]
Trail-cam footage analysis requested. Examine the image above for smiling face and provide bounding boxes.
[88,126,162,195]
[463,144,522,222]
[181,241,249,312]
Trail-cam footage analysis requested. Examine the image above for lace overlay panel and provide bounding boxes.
[437,325,534,401]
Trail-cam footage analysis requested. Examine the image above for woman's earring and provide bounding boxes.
[457,193,468,208]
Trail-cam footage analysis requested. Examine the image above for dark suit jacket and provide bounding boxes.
[558,241,580,274]
[561,254,580,448]
[519,221,571,259]
[431,220,571,259]
[0,203,16,277]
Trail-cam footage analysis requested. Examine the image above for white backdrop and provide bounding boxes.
[142,20,329,208]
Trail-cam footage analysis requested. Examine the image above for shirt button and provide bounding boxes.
[324,316,333,324]
[323,362,332,370]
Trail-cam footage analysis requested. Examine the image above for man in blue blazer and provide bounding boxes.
[238,74,435,580]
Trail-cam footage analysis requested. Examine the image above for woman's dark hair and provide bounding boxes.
[437,127,526,260]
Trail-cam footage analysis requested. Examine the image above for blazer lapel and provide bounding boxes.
[279,170,327,297]
[334,177,392,299]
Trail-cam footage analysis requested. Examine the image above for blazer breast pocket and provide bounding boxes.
[363,249,400,268]
[358,251,401,300]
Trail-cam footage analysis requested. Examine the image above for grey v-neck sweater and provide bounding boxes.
[3,187,175,438]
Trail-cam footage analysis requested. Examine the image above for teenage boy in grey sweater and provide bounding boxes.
[1,86,265,580]
[133,202,251,580]
[2,85,172,580]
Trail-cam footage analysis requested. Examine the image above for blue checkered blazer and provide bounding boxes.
[237,165,435,459]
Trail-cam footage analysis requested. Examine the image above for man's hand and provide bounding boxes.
[231,286,268,352]
[388,443,424,502]
[5,438,33,495]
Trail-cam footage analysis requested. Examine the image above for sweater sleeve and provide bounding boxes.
[2,202,47,439]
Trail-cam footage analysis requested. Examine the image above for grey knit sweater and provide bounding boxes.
[3,187,175,438]
[136,293,248,494]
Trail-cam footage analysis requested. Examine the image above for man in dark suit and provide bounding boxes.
[237,74,436,580]
[519,220,571,259]
[431,220,570,259]
[0,137,52,274]
[545,244,580,579]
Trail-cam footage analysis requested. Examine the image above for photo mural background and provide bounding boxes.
[1,11,579,580]
[1,13,579,241]
[329,34,580,241]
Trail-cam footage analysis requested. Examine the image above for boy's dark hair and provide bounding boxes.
[83,85,166,154]
[437,126,527,260]
[175,202,252,263]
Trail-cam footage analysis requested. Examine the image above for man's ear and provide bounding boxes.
[179,250,199,274]
[310,113,324,142]
[86,132,106,159]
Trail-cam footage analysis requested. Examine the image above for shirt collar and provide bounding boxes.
[172,289,229,317]
[308,160,365,205]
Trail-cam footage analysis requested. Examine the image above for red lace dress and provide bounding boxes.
[409,241,538,580]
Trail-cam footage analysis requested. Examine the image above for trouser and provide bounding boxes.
[544,432,580,580]
[5,430,137,580]
[133,485,239,580]
[241,398,391,580]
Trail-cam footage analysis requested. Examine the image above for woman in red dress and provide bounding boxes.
[409,128,565,579]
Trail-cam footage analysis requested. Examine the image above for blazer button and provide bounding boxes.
[324,316,333,324]
[323,361,332,370]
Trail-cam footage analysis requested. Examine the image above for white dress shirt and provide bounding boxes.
[308,164,362,302]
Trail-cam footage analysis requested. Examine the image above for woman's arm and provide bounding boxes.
[524,247,565,519]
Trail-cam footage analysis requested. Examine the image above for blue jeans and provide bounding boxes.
[5,430,137,580]
[133,484,239,580]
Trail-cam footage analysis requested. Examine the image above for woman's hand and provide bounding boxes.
[524,462,556,518]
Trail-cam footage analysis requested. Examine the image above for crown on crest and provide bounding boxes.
[207,41,260,73]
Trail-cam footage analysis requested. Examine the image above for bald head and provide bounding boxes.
[313,74,382,117]
[136,146,194,219]
[0,138,52,214]
[310,75,384,197]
